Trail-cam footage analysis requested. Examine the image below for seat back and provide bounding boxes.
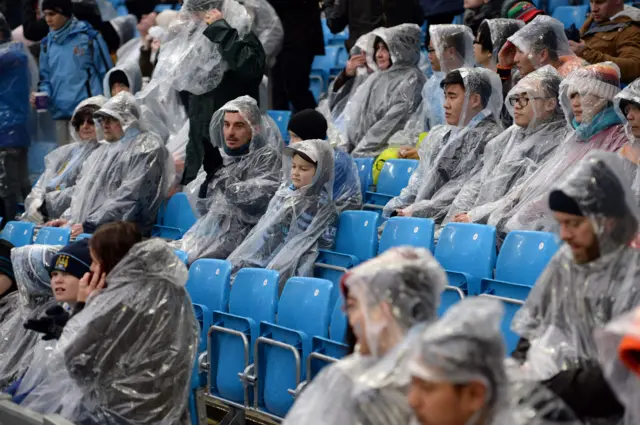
[186,259,232,314]
[552,5,589,28]
[267,110,292,143]
[75,233,92,240]
[379,217,435,253]
[547,0,572,13]
[435,223,497,294]
[230,268,280,321]
[495,231,560,286]
[312,46,339,72]
[334,211,379,261]
[174,250,189,265]
[330,295,347,343]
[34,227,71,245]
[336,47,349,69]
[0,221,35,247]
[163,193,197,233]
[353,157,374,195]
[278,277,334,338]
[376,159,418,196]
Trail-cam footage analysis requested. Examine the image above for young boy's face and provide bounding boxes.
[44,10,68,31]
[290,154,317,189]
[51,271,80,303]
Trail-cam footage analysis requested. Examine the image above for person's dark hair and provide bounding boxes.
[440,70,492,109]
[72,105,100,130]
[477,21,493,53]
[109,70,130,91]
[293,152,317,166]
[619,99,640,116]
[89,221,142,275]
[532,27,559,61]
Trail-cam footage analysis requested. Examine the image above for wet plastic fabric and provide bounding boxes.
[421,72,446,131]
[614,78,640,145]
[63,92,173,235]
[110,14,137,47]
[22,96,106,222]
[136,79,188,143]
[175,96,283,263]
[384,68,503,220]
[453,66,567,224]
[227,139,337,293]
[428,25,475,75]
[595,308,640,425]
[486,18,525,68]
[283,247,446,425]
[21,239,199,425]
[511,151,640,381]
[0,245,58,390]
[614,80,640,206]
[409,297,507,425]
[238,0,283,67]
[339,24,425,158]
[102,60,142,97]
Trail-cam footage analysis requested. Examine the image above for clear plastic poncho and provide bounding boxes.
[491,64,627,235]
[226,139,337,294]
[453,66,568,225]
[595,308,640,425]
[384,68,503,220]
[62,92,173,235]
[238,0,283,67]
[175,96,283,263]
[614,79,640,206]
[22,96,107,223]
[283,247,446,425]
[135,78,188,143]
[0,245,58,390]
[485,18,525,69]
[511,151,640,381]
[102,60,142,97]
[21,239,200,425]
[429,24,475,75]
[110,14,138,48]
[339,24,426,158]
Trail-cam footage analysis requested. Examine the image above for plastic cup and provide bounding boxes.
[34,92,48,113]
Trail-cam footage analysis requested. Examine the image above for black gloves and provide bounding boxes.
[24,304,70,341]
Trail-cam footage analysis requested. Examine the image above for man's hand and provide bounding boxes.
[452,213,471,223]
[204,9,223,25]
[568,40,587,56]
[71,224,83,238]
[345,53,367,77]
[77,265,106,303]
[30,92,37,108]
[498,41,516,67]
[397,208,413,217]
[398,147,419,160]
[45,219,68,227]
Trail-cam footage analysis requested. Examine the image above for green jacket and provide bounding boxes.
[182,19,266,185]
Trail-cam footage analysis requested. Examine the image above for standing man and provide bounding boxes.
[268,0,324,112]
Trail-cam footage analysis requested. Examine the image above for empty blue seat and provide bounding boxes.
[152,193,197,240]
[186,259,232,326]
[75,233,91,240]
[0,222,35,247]
[311,46,340,92]
[379,217,435,254]
[547,0,575,13]
[329,27,349,45]
[255,277,333,417]
[210,268,280,405]
[353,158,374,196]
[479,281,530,354]
[308,295,349,379]
[364,159,418,209]
[552,5,590,28]
[174,250,189,265]
[34,226,71,245]
[268,110,292,143]
[435,223,497,297]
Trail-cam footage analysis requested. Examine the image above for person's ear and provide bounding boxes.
[468,93,482,110]
[538,49,550,65]
[462,381,488,412]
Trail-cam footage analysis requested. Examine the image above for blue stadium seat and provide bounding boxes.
[379,217,435,254]
[329,27,349,45]
[552,5,590,28]
[353,158,374,196]
[336,47,349,70]
[210,268,280,405]
[364,159,418,209]
[547,0,575,13]
[255,277,333,418]
[186,259,232,327]
[321,18,331,45]
[116,5,128,16]
[315,211,379,296]
[174,250,189,265]
[268,110,292,143]
[310,79,323,103]
[308,295,349,380]
[152,193,197,240]
[75,233,92,240]
[435,223,497,301]
[34,226,71,245]
[311,46,340,92]
[154,3,173,12]
[0,221,35,247]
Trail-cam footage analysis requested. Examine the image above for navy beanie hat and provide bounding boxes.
[50,239,92,280]
[42,0,73,18]
[0,239,15,284]
[288,109,328,141]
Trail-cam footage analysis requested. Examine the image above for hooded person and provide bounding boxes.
[237,0,283,68]
[22,96,106,223]
[282,246,446,425]
[175,96,283,263]
[226,139,337,293]
[0,239,17,324]
[383,67,503,220]
[0,244,58,390]
[49,91,173,237]
[450,66,567,226]
[102,60,142,98]
[595,307,640,425]
[498,15,587,79]
[288,109,363,212]
[20,239,200,425]
[487,62,628,237]
[337,24,425,158]
[614,79,640,213]
[509,151,640,422]
[422,24,475,131]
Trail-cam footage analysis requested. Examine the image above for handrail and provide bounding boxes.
[254,336,301,412]
[208,325,251,407]
[478,292,524,305]
[313,262,348,273]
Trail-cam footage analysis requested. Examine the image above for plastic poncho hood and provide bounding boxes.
[511,152,640,381]
[614,77,640,145]
[21,239,199,425]
[507,16,573,64]
[94,91,143,133]
[102,60,142,98]
[485,18,524,68]
[227,139,337,293]
[428,24,475,74]
[238,0,283,67]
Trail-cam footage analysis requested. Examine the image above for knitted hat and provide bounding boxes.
[49,239,92,280]
[548,190,583,216]
[0,240,15,284]
[287,109,328,141]
[505,1,544,23]
[568,62,621,101]
[109,70,130,91]
[42,0,73,18]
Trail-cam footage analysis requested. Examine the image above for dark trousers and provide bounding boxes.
[271,50,317,113]
[0,148,30,227]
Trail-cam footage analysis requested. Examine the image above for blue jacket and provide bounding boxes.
[0,41,31,148]
[38,19,112,120]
